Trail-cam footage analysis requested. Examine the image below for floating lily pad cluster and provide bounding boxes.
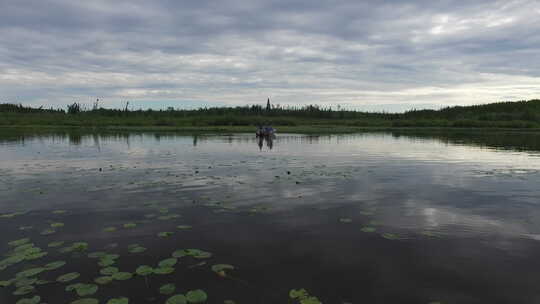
[1,238,47,271]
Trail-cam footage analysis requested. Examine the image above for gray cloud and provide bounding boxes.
[0,0,539,110]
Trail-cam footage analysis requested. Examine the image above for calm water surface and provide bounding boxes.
[1,132,540,304]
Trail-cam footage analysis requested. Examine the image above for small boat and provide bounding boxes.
[256,126,276,137]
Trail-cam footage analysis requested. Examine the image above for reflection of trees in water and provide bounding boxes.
[2,130,540,153]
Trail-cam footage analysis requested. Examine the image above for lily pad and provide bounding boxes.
[19,226,33,230]
[158,232,174,238]
[361,227,376,233]
[153,267,175,275]
[135,265,153,276]
[52,210,67,214]
[100,267,119,275]
[159,283,176,295]
[290,289,308,299]
[123,223,136,228]
[45,261,66,270]
[128,245,146,253]
[211,264,234,273]
[15,296,41,304]
[382,233,399,240]
[112,272,133,281]
[186,289,208,303]
[48,241,65,248]
[94,276,113,285]
[9,238,30,247]
[166,294,187,304]
[13,285,35,295]
[88,252,107,259]
[177,225,192,230]
[14,278,37,288]
[107,297,129,304]
[57,272,80,283]
[98,258,116,267]
[40,228,56,235]
[173,249,212,259]
[159,258,178,268]
[74,284,98,296]
[103,227,117,232]
[339,218,352,223]
[0,280,12,287]
[71,299,99,304]
[51,222,64,228]
[16,267,45,278]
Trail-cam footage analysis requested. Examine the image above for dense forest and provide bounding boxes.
[1,99,539,129]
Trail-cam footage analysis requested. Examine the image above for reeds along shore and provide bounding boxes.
[1,99,540,129]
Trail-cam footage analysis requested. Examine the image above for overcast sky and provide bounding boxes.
[1,0,539,111]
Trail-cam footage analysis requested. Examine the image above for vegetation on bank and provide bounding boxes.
[1,99,540,129]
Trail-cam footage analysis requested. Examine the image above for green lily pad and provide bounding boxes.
[13,285,35,295]
[0,211,25,218]
[153,267,175,275]
[53,210,67,214]
[19,226,33,230]
[123,223,136,228]
[51,222,64,228]
[88,252,107,259]
[177,225,192,230]
[107,297,129,304]
[40,228,56,235]
[112,272,133,281]
[15,296,41,304]
[66,283,84,292]
[57,272,80,282]
[299,296,322,304]
[135,265,153,276]
[128,246,146,253]
[159,258,178,268]
[158,232,174,238]
[14,243,35,252]
[211,264,234,273]
[159,283,176,295]
[71,299,99,304]
[172,249,212,259]
[339,218,352,223]
[45,261,66,270]
[186,289,208,303]
[103,227,117,232]
[35,279,50,285]
[14,277,37,288]
[0,280,12,287]
[94,276,113,285]
[98,258,116,267]
[100,267,119,275]
[290,289,308,299]
[382,233,399,240]
[224,301,236,304]
[9,238,30,247]
[48,241,65,248]
[74,284,99,296]
[166,294,187,304]
[16,267,45,278]
[25,251,48,260]
[361,227,376,233]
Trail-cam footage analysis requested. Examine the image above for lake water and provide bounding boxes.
[1,131,540,304]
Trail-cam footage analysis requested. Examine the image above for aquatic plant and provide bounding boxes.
[160,283,176,295]
[186,289,208,303]
[57,272,80,282]
[15,296,40,304]
[166,294,187,304]
[107,297,129,304]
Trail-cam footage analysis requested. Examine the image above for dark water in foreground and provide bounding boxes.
[1,131,540,304]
